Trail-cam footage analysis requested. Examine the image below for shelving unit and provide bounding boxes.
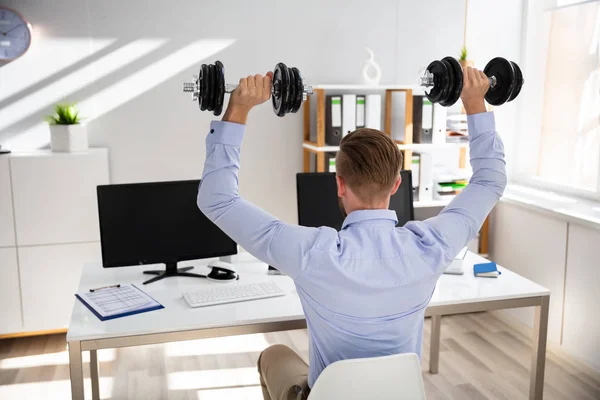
[301,84,487,253]
[302,84,467,172]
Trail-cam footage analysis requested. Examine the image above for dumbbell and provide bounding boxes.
[183,61,314,117]
[418,56,524,107]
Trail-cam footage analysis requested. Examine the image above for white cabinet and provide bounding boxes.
[0,149,109,335]
[10,150,109,246]
[19,242,101,332]
[491,201,600,372]
[0,156,16,247]
[490,202,567,343]
[562,224,600,371]
[0,247,22,334]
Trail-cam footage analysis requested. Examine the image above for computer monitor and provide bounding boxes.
[296,170,415,230]
[97,180,237,285]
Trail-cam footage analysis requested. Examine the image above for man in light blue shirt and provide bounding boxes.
[198,67,506,400]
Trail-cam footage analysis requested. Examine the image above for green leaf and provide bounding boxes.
[459,46,468,61]
[45,103,82,125]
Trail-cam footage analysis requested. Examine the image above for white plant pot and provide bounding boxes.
[49,124,88,152]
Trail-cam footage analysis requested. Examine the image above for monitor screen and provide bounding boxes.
[296,171,414,230]
[97,180,237,268]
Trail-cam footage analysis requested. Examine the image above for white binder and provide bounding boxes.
[432,103,447,144]
[418,152,433,202]
[356,95,366,128]
[342,94,357,136]
[391,91,407,142]
[365,94,381,130]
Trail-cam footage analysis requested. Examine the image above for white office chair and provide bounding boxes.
[303,353,426,400]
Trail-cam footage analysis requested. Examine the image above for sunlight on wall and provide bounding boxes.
[164,333,268,357]
[195,386,263,400]
[0,349,115,369]
[5,38,235,150]
[590,7,600,55]
[0,38,115,103]
[0,377,113,400]
[0,38,167,132]
[79,38,236,120]
[168,367,259,390]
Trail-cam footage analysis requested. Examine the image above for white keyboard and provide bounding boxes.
[182,281,286,308]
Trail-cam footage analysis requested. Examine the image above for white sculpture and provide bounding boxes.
[361,48,382,85]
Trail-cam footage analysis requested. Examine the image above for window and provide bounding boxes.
[516,0,600,198]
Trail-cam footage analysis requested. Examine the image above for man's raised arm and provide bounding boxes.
[406,67,507,263]
[197,73,321,279]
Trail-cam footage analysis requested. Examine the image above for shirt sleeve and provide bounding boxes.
[197,121,321,279]
[404,112,507,266]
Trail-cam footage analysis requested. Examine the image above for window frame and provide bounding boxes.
[512,0,600,201]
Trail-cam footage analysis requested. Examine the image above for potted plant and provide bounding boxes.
[46,103,88,152]
[459,46,474,69]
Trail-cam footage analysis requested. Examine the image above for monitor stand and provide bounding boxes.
[142,262,206,285]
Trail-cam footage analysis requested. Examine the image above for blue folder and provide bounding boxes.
[473,262,502,278]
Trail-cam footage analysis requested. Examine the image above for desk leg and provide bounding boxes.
[429,315,441,374]
[530,295,549,400]
[69,341,85,400]
[90,350,100,400]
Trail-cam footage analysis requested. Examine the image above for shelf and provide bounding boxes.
[314,84,421,90]
[303,141,468,153]
[414,199,451,208]
[313,84,425,96]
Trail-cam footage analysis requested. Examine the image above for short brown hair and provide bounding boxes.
[335,128,403,203]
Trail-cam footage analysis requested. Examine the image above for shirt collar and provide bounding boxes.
[341,209,398,230]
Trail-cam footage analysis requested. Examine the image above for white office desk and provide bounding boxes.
[67,252,550,400]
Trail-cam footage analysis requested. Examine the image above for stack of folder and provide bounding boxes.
[325,94,382,145]
[446,113,468,143]
[434,180,468,200]
[433,169,471,200]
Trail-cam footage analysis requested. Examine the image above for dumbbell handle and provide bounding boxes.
[224,83,315,96]
[182,78,314,103]
[224,83,277,94]
[420,71,498,90]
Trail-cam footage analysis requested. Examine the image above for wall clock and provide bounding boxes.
[0,7,33,61]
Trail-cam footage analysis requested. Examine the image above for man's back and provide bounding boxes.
[294,211,446,385]
[197,68,506,397]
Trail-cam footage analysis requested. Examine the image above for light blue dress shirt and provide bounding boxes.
[198,112,506,387]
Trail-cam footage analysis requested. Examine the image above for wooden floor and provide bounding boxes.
[0,311,599,400]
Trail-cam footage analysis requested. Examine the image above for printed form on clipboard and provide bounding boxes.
[75,284,164,321]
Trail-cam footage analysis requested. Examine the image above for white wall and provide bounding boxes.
[0,0,523,223]
[466,0,524,170]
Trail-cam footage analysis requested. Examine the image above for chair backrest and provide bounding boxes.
[307,353,426,400]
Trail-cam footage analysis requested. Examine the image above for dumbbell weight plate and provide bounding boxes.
[214,61,226,116]
[424,60,450,104]
[199,64,209,111]
[209,64,218,112]
[484,57,515,106]
[441,57,463,107]
[291,67,303,113]
[287,67,296,115]
[206,63,215,111]
[438,59,452,106]
[508,61,523,102]
[272,63,290,117]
